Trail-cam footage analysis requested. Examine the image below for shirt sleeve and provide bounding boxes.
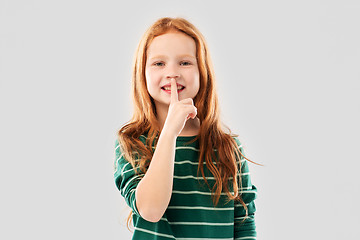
[233,138,257,239]
[114,139,143,218]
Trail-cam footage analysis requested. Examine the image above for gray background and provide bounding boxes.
[1,0,359,239]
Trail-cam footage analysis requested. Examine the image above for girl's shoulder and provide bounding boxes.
[232,136,241,144]
[231,135,243,148]
[230,135,246,160]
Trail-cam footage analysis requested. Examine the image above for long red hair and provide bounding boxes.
[116,17,256,230]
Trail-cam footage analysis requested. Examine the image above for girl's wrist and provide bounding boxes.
[159,126,178,140]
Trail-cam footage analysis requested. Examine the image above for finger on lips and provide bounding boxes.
[170,78,178,103]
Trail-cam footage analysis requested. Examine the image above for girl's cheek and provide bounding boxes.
[153,69,163,79]
[146,68,158,80]
[147,70,162,85]
[147,67,157,76]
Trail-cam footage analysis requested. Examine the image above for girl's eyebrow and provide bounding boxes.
[149,54,196,60]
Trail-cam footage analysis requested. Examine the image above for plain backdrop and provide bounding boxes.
[1,0,359,239]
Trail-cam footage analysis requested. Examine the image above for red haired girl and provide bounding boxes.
[114,17,258,239]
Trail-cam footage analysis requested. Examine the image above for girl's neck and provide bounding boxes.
[178,117,201,136]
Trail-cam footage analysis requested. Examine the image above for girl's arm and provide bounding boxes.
[135,129,177,222]
[136,78,197,223]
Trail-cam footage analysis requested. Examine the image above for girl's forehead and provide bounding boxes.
[147,32,196,57]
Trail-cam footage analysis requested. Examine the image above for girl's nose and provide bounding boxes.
[165,63,180,79]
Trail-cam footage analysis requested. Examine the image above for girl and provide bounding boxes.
[114,17,258,239]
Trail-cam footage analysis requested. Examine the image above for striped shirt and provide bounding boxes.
[114,134,257,239]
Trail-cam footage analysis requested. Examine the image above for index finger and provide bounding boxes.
[170,78,179,104]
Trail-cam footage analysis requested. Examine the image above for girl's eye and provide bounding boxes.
[154,62,164,66]
[180,61,191,66]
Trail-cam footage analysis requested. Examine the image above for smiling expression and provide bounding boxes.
[145,30,200,109]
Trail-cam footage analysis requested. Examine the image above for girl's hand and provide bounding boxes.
[162,78,197,137]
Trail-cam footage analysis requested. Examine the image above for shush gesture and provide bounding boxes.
[162,78,198,137]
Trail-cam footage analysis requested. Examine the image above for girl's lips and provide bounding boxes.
[161,87,185,94]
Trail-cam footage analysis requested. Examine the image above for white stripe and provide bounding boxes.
[175,160,202,165]
[174,160,248,167]
[118,161,141,175]
[120,161,129,173]
[237,159,246,165]
[121,175,141,195]
[122,167,142,175]
[173,172,249,180]
[147,145,201,152]
[165,220,234,226]
[115,144,120,150]
[234,215,255,220]
[122,168,134,175]
[172,190,228,196]
[117,152,124,160]
[133,227,175,239]
[174,175,216,180]
[234,237,256,240]
[167,206,233,211]
[175,160,217,165]
[176,146,200,151]
[239,190,257,194]
[171,188,254,196]
[234,203,251,207]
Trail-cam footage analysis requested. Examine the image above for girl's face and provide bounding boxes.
[145,31,200,109]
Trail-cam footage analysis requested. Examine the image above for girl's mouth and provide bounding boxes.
[161,87,185,93]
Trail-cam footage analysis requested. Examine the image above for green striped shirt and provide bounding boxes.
[114,134,257,239]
